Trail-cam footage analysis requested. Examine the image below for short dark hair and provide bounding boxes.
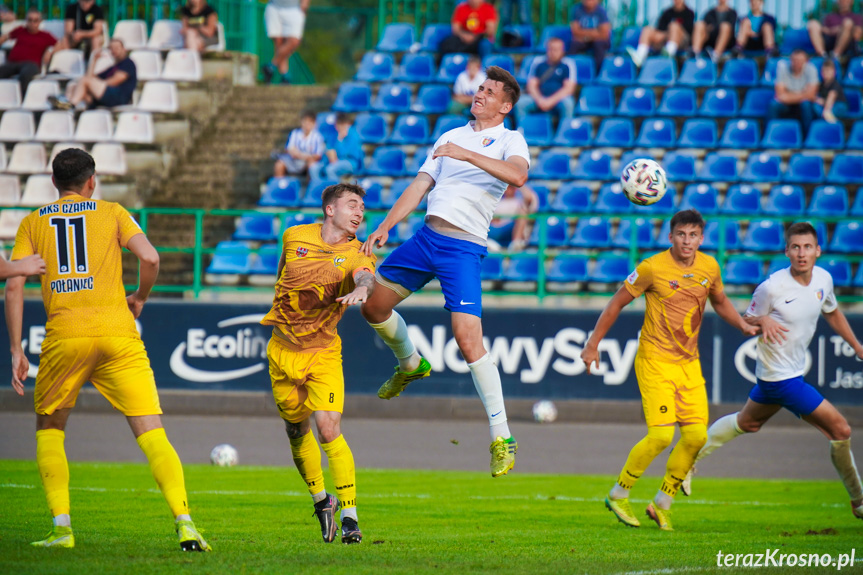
[334,112,352,126]
[791,48,809,59]
[484,65,520,105]
[669,209,705,232]
[52,149,95,191]
[821,58,836,70]
[467,56,481,66]
[301,109,316,122]
[321,182,365,213]
[785,221,819,245]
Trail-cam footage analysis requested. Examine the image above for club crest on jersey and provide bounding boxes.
[481,137,495,147]
[333,256,346,268]
[701,278,709,287]
[669,280,679,290]
[816,289,824,301]
[296,246,308,258]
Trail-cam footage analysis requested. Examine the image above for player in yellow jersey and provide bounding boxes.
[5,149,210,551]
[261,182,375,544]
[581,209,757,531]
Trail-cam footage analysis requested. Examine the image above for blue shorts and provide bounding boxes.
[95,87,130,108]
[378,224,487,317]
[749,376,825,418]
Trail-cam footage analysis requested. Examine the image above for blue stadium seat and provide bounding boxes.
[661,151,697,182]
[332,82,371,112]
[701,220,742,250]
[853,188,863,216]
[572,150,613,180]
[761,119,802,149]
[679,183,719,214]
[301,180,337,207]
[828,154,863,184]
[529,216,570,247]
[537,25,572,51]
[699,88,738,117]
[720,118,760,149]
[503,256,540,282]
[597,55,636,85]
[371,82,412,113]
[568,54,596,84]
[761,57,784,85]
[724,256,765,285]
[654,220,672,248]
[764,184,805,215]
[383,178,413,208]
[813,221,829,247]
[678,118,718,148]
[316,112,337,142]
[547,256,589,283]
[805,120,845,150]
[589,253,631,283]
[741,152,781,182]
[821,259,852,287]
[611,217,655,248]
[436,53,470,83]
[530,183,551,211]
[739,87,775,117]
[780,28,815,54]
[553,117,593,146]
[718,58,759,87]
[595,182,632,213]
[550,182,592,212]
[234,213,276,241]
[848,121,863,149]
[207,241,253,275]
[432,114,467,140]
[258,177,301,207]
[846,57,863,87]
[569,217,610,248]
[411,84,451,114]
[377,23,415,52]
[595,118,635,147]
[784,153,825,184]
[397,52,436,83]
[516,55,541,85]
[855,263,863,287]
[617,87,656,117]
[677,58,716,87]
[519,113,553,146]
[742,220,785,251]
[248,244,281,276]
[633,186,676,215]
[767,257,789,276]
[829,221,863,253]
[357,178,384,209]
[408,146,430,173]
[578,85,614,115]
[284,212,322,228]
[389,114,430,145]
[354,112,389,144]
[531,150,572,179]
[617,150,649,170]
[721,184,761,214]
[657,87,697,117]
[637,57,676,86]
[356,51,395,82]
[497,25,535,53]
[808,185,848,216]
[420,24,451,53]
[365,147,408,177]
[481,255,504,281]
[615,27,641,53]
[360,214,386,242]
[846,89,862,117]
[483,54,516,75]
[698,153,739,182]
[636,118,676,148]
[396,215,425,243]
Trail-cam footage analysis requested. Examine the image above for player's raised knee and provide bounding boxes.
[646,426,675,451]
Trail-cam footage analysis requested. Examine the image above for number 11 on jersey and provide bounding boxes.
[50,216,88,274]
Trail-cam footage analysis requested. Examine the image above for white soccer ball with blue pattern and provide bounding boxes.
[210,444,238,467]
[532,400,558,423]
[620,158,667,206]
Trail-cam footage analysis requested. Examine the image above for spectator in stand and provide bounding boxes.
[568,0,611,71]
[769,49,819,134]
[0,5,15,22]
[49,38,136,110]
[815,59,847,123]
[0,9,56,94]
[450,55,486,115]
[808,0,863,59]
[691,0,738,61]
[514,37,575,126]
[731,0,778,58]
[262,0,309,84]
[181,0,219,52]
[627,0,695,67]
[55,0,105,58]
[439,0,498,58]
[499,0,530,28]
[274,110,325,177]
[312,113,363,182]
[488,184,538,252]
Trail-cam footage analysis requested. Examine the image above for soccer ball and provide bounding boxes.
[532,400,558,423]
[620,158,667,206]
[210,444,238,467]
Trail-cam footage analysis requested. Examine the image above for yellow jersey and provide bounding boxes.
[623,250,723,363]
[261,223,376,352]
[11,194,144,341]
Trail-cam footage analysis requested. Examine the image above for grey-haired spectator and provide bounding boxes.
[815,59,847,123]
[0,9,56,94]
[769,50,819,134]
[692,0,737,61]
[732,0,778,58]
[274,110,325,177]
[808,0,862,58]
[568,0,611,71]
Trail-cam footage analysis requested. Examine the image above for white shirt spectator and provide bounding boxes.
[453,69,487,97]
[280,127,325,174]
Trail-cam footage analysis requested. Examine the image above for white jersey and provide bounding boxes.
[419,121,530,239]
[745,266,838,381]
[453,70,486,96]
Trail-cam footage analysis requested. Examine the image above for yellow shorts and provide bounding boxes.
[35,336,161,417]
[268,334,344,423]
[634,355,708,427]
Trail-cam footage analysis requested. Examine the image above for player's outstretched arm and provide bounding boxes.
[125,234,160,319]
[0,254,46,280]
[823,309,863,360]
[5,276,28,395]
[337,270,376,306]
[433,146,528,188]
[580,287,635,375]
[362,173,434,256]
[709,290,760,337]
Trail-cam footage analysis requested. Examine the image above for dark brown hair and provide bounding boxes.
[322,182,365,213]
[785,221,818,245]
[484,65,520,105]
[669,209,705,232]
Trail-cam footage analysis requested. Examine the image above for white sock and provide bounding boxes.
[695,412,745,463]
[609,485,629,500]
[53,514,71,528]
[468,353,510,441]
[368,311,420,372]
[830,439,863,501]
[654,491,673,510]
[312,490,327,504]
[341,507,358,521]
[175,514,191,523]
[635,44,649,61]
[665,41,678,56]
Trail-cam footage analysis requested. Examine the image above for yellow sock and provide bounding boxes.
[616,426,675,490]
[289,430,325,497]
[36,429,70,517]
[136,428,189,517]
[661,423,708,497]
[321,434,356,510]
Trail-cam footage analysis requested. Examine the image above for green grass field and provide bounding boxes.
[0,459,860,574]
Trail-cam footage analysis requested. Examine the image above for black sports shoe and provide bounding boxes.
[341,517,362,544]
[313,494,340,543]
[261,62,276,84]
